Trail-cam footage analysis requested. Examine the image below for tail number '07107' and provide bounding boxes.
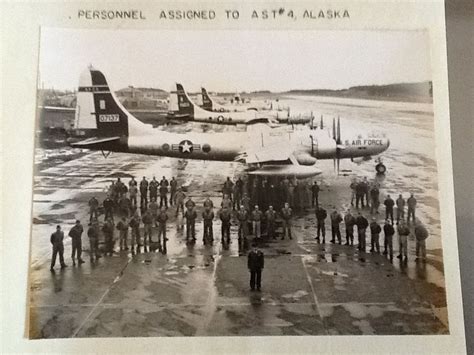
[99,114,120,122]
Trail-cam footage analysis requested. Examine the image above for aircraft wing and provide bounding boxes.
[236,143,295,164]
[69,136,121,148]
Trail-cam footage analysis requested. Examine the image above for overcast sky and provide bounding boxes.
[39,28,431,92]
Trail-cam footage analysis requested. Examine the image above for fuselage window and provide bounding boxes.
[99,100,106,110]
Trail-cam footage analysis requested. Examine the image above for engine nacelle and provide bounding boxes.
[295,153,317,166]
[351,156,372,164]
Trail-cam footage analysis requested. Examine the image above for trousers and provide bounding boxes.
[250,269,262,290]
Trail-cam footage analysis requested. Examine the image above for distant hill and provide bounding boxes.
[284,82,433,103]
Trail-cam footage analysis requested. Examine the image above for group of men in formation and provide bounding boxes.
[49,174,429,274]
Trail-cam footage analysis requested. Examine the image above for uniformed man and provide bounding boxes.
[156,207,168,252]
[219,207,232,245]
[184,207,197,242]
[202,207,215,244]
[116,216,129,251]
[87,221,100,262]
[159,183,168,208]
[355,180,365,209]
[103,195,114,221]
[330,210,343,244]
[88,196,99,225]
[174,187,186,216]
[237,205,249,247]
[221,194,232,210]
[396,194,405,224]
[265,205,277,240]
[232,183,241,210]
[407,193,417,224]
[139,176,149,206]
[108,181,116,201]
[281,202,293,240]
[102,218,115,256]
[370,184,380,214]
[362,177,370,206]
[129,211,141,254]
[115,177,127,198]
[248,244,264,291]
[69,220,84,266]
[142,210,154,251]
[315,206,327,243]
[350,178,358,206]
[235,177,243,198]
[50,226,67,271]
[355,213,369,251]
[311,181,320,208]
[203,197,214,211]
[119,194,131,218]
[169,177,178,206]
[222,177,234,200]
[129,176,137,189]
[160,176,169,188]
[384,195,395,225]
[185,196,196,210]
[149,198,159,227]
[344,211,355,245]
[288,177,296,207]
[397,220,410,261]
[129,183,138,209]
[241,193,251,212]
[414,219,428,261]
[369,218,382,253]
[282,176,290,204]
[383,219,395,260]
[149,177,159,205]
[251,205,263,239]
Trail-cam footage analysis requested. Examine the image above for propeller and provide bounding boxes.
[333,117,343,175]
[309,111,314,129]
[320,115,324,129]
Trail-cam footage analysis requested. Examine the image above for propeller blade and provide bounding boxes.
[320,115,324,129]
[333,158,336,172]
[337,116,342,144]
[332,117,336,140]
[337,158,340,174]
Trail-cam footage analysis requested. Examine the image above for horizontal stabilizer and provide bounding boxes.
[70,136,121,148]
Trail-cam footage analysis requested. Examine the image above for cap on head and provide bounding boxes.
[76,220,80,224]
[56,225,61,229]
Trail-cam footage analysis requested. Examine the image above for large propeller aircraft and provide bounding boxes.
[168,83,313,126]
[69,67,390,178]
[167,83,270,125]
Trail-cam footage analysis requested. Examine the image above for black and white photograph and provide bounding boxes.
[27,27,452,339]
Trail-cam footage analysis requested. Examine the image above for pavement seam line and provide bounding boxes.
[70,258,132,338]
[301,256,329,335]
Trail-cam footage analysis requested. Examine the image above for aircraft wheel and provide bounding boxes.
[375,162,386,174]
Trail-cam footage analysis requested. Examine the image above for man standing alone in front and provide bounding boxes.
[248,244,265,292]
[50,225,67,271]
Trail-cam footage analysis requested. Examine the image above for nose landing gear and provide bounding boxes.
[375,158,387,174]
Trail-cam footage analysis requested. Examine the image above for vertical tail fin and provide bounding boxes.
[167,83,195,117]
[75,66,145,137]
[201,87,213,111]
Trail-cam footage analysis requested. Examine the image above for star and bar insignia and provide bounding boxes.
[171,140,201,153]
